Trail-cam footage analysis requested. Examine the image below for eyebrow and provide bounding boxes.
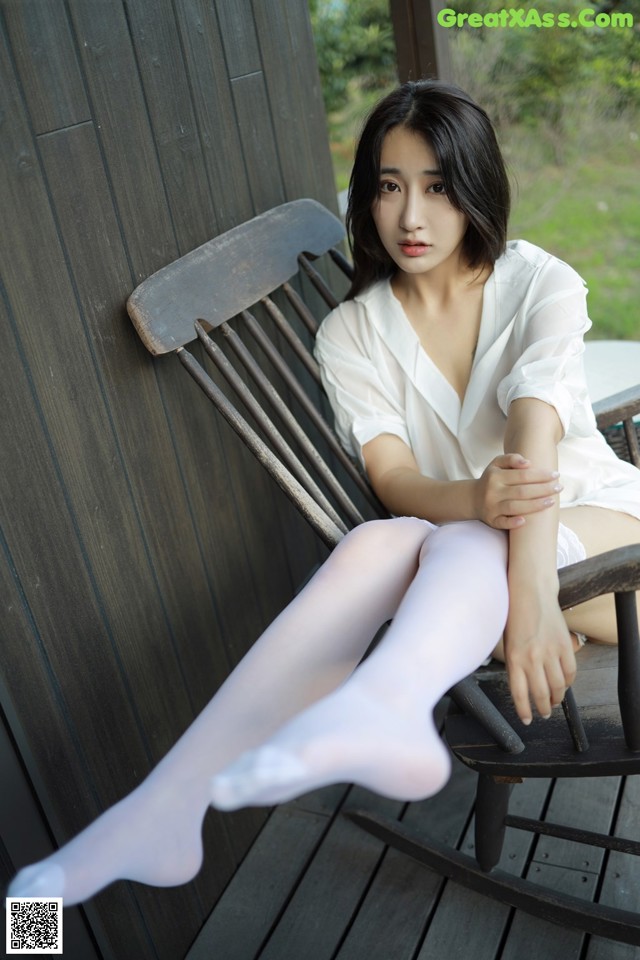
[379,166,442,176]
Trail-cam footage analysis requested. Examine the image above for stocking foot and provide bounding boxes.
[8,779,207,905]
[210,682,451,810]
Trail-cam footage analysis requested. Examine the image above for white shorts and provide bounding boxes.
[556,522,587,569]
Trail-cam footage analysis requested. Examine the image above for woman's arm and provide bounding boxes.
[502,397,577,724]
[363,401,576,724]
[362,432,562,527]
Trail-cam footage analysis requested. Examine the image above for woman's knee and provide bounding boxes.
[333,517,434,570]
[418,519,507,564]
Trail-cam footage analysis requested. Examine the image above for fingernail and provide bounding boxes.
[551,471,560,478]
[542,712,552,720]
[543,498,555,506]
[522,717,532,726]
[553,484,563,492]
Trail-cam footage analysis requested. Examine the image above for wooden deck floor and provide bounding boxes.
[188,709,640,960]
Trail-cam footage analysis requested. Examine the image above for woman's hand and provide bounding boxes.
[473,454,563,530]
[504,581,577,725]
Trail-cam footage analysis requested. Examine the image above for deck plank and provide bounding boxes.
[500,775,622,960]
[586,774,640,960]
[256,786,405,960]
[415,776,552,960]
[335,757,479,960]
[185,791,346,960]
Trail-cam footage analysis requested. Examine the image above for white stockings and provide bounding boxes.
[9,518,509,906]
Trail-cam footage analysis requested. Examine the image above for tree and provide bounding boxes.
[310,0,398,114]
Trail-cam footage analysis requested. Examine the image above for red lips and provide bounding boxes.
[399,241,431,257]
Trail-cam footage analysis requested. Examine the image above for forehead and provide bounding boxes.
[379,126,437,169]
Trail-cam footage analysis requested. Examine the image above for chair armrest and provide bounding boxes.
[592,384,640,430]
[558,543,640,610]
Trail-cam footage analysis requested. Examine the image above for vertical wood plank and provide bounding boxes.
[215,0,262,78]
[231,72,285,212]
[66,0,178,280]
[2,0,89,133]
[254,0,338,211]
[390,0,453,83]
[174,0,254,230]
[123,0,219,252]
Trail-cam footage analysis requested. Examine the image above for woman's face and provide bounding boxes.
[371,125,469,280]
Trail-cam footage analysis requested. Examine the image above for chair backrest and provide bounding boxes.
[127,199,387,551]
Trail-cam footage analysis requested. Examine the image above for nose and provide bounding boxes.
[399,187,424,232]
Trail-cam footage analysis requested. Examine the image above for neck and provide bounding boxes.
[392,258,490,307]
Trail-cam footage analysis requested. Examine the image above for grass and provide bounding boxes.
[326,92,640,340]
[505,120,640,339]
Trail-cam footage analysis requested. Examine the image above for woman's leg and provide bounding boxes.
[8,517,444,905]
[210,520,509,810]
[559,506,640,643]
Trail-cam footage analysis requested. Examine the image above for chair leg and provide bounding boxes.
[475,774,513,872]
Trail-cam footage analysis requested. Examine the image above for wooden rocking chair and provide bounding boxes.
[127,199,640,947]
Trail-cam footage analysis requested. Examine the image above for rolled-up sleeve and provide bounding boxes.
[496,259,592,436]
[314,302,410,463]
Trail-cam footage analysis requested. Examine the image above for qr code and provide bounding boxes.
[6,898,63,954]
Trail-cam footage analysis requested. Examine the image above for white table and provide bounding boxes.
[584,340,640,412]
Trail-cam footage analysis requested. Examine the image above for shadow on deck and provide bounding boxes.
[187,702,640,960]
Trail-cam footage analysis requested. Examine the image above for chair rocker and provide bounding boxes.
[128,199,640,947]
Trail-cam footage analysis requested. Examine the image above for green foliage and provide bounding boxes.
[448,0,640,129]
[310,0,397,114]
[589,25,640,112]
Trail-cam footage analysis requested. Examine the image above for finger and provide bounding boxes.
[508,666,533,725]
[528,666,554,720]
[501,471,562,490]
[501,495,558,517]
[560,646,577,688]
[491,496,555,523]
[545,661,568,709]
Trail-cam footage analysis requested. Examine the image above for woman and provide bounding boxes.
[9,80,640,906]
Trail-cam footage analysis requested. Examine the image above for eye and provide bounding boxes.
[379,180,400,194]
[427,181,446,195]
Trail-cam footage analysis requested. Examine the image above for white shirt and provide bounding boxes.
[315,240,640,520]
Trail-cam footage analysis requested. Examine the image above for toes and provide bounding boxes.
[8,863,65,899]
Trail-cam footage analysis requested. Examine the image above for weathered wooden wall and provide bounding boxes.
[0,1,337,957]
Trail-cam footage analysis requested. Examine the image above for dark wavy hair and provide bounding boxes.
[346,79,510,298]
